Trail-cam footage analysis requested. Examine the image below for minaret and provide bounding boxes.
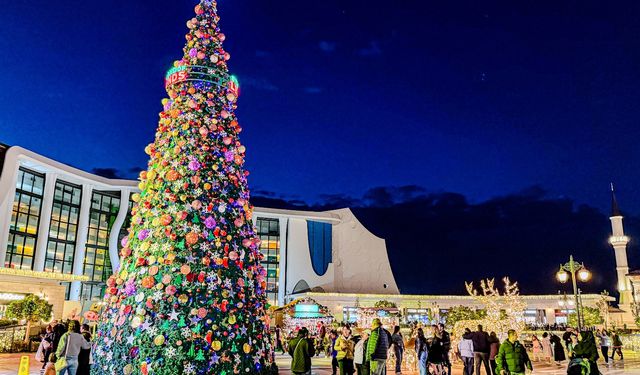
[609,183,632,305]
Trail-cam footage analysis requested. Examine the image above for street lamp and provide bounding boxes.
[556,255,591,330]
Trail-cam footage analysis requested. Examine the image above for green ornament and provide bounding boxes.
[195,350,205,361]
[178,316,186,327]
[188,343,195,358]
[176,239,185,250]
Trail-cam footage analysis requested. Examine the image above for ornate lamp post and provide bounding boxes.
[556,255,591,330]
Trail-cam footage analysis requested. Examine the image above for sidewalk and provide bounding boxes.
[1,352,638,374]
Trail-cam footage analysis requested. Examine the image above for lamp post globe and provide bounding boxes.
[578,267,591,282]
[557,268,569,283]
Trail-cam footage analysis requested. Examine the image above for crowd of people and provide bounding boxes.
[35,320,92,375]
[285,322,627,375]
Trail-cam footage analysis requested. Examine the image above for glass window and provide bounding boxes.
[81,190,120,301]
[5,168,44,270]
[44,181,82,274]
[256,218,280,306]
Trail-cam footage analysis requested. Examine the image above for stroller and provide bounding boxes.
[567,358,591,375]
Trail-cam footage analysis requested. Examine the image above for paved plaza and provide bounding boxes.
[2,352,640,375]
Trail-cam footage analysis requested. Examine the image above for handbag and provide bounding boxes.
[55,333,70,371]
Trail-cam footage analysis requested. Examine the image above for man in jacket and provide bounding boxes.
[463,325,492,375]
[366,318,391,375]
[289,328,316,375]
[458,328,475,375]
[439,323,452,375]
[495,330,532,375]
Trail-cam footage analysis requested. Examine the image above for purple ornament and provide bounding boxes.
[189,48,198,58]
[121,236,128,248]
[204,216,216,229]
[124,279,136,296]
[188,159,201,171]
[224,151,234,162]
[138,229,149,241]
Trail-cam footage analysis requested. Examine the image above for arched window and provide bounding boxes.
[307,220,332,276]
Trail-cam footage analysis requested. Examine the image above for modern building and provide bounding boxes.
[0,144,620,326]
[0,144,397,318]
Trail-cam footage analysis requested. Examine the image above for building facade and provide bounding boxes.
[0,145,398,317]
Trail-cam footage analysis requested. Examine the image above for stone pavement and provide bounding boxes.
[1,352,639,374]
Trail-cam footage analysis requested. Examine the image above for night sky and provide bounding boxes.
[2,1,640,295]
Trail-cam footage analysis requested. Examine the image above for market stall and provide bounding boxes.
[275,298,333,337]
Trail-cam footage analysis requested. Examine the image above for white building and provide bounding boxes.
[0,144,617,325]
[0,144,398,318]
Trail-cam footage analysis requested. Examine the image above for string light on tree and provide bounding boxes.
[92,1,275,374]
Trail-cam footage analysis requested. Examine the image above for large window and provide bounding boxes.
[81,190,120,301]
[44,181,81,274]
[5,168,44,270]
[307,221,332,276]
[257,218,280,306]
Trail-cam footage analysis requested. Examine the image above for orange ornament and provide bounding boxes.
[141,276,155,289]
[166,170,179,181]
[185,231,199,245]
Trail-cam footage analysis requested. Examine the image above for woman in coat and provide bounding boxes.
[415,328,429,375]
[549,333,566,364]
[571,331,599,375]
[541,332,553,363]
[391,326,404,374]
[427,327,444,375]
[353,330,370,375]
[531,335,543,362]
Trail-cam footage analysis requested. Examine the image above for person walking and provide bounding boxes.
[366,319,391,375]
[562,328,576,353]
[463,325,491,375]
[337,326,356,375]
[611,330,623,360]
[330,330,339,375]
[427,325,445,375]
[550,333,566,365]
[596,329,610,365]
[354,330,370,375]
[55,321,91,375]
[488,332,500,375]
[495,330,532,375]
[458,328,475,375]
[439,323,452,375]
[570,331,599,375]
[531,335,543,362]
[289,327,316,375]
[391,326,404,374]
[415,328,429,375]
[541,332,553,364]
[76,324,92,375]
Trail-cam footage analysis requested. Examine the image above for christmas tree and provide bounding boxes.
[92,1,275,374]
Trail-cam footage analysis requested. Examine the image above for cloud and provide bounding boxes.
[357,41,382,57]
[240,77,279,91]
[318,41,336,53]
[92,168,125,179]
[303,87,323,94]
[248,185,630,296]
[92,166,144,179]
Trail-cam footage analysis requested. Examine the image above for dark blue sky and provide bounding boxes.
[2,1,640,213]
[2,1,640,293]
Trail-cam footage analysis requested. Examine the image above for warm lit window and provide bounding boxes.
[5,168,44,270]
[257,218,280,306]
[81,190,120,301]
[44,181,81,274]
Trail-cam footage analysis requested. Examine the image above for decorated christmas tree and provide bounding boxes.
[92,1,275,374]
